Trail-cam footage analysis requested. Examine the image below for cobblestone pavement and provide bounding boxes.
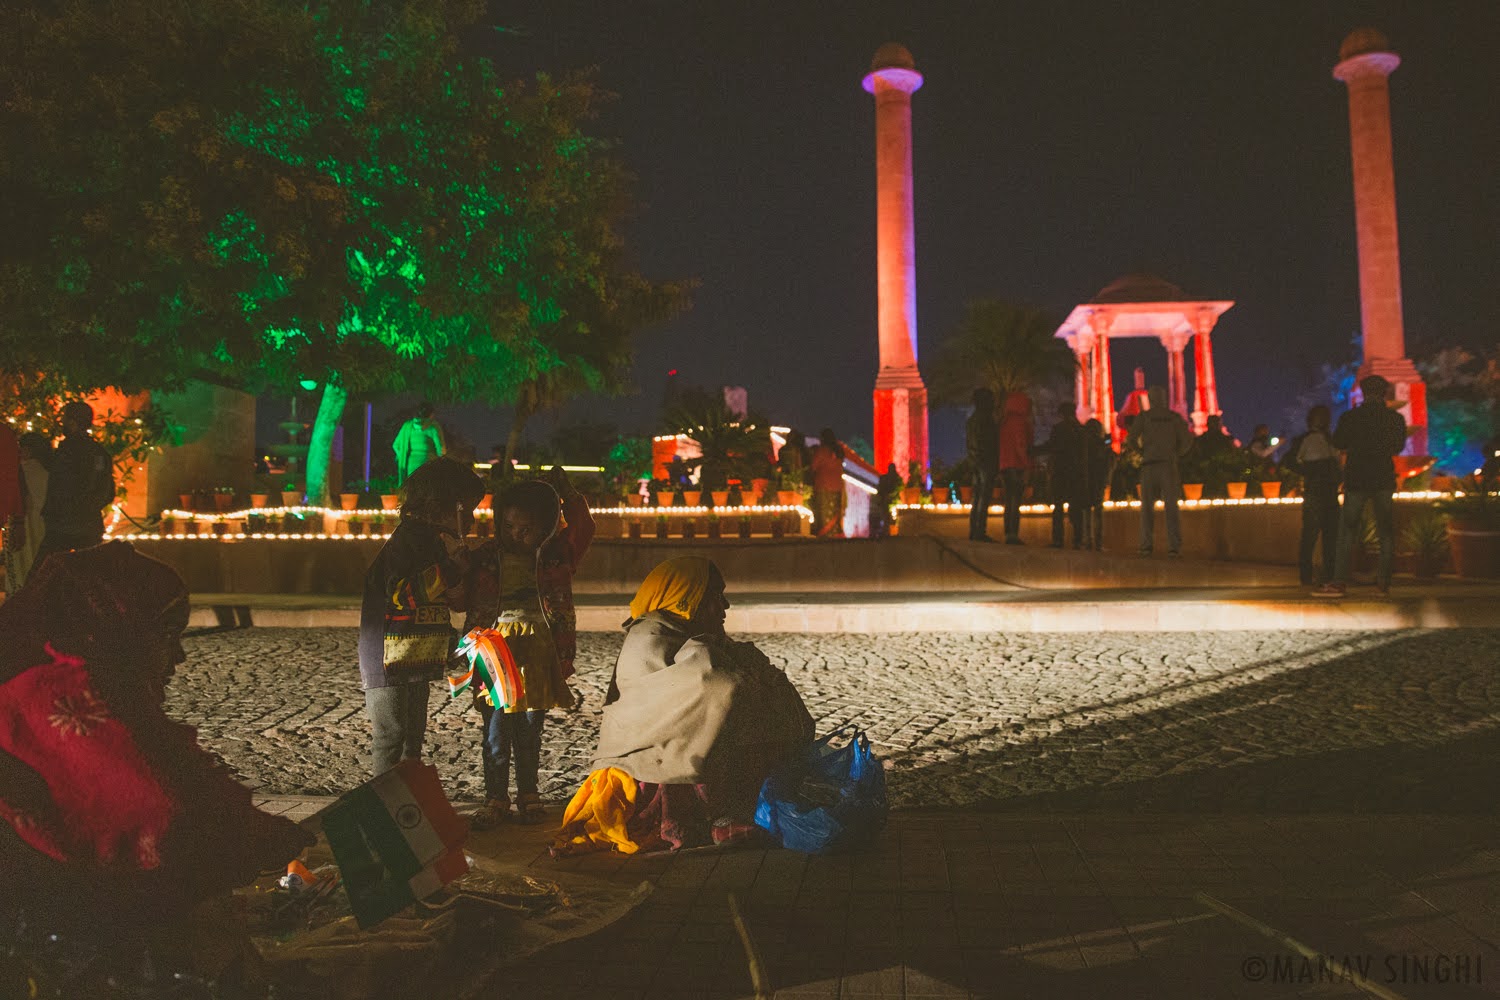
[173,627,1500,812]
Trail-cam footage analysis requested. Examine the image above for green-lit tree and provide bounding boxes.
[928,300,1075,406]
[1,0,687,505]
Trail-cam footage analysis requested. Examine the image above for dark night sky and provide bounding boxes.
[274,2,1500,466]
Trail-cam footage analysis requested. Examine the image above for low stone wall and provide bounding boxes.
[898,496,1445,568]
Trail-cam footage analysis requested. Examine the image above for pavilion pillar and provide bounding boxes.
[1190,310,1221,434]
[1160,331,1191,419]
[1087,311,1116,442]
[1070,331,1095,424]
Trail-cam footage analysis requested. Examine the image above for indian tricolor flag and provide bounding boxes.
[322,760,469,928]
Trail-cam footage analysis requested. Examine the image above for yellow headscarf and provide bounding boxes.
[628,556,715,621]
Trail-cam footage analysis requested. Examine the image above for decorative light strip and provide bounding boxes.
[472,463,604,473]
[151,505,494,523]
[898,490,1463,513]
[109,532,395,542]
[842,472,879,496]
[593,504,813,521]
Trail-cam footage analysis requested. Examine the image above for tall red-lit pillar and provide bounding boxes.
[1334,28,1426,453]
[864,43,928,477]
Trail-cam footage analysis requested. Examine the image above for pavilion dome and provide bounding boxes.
[1090,274,1188,304]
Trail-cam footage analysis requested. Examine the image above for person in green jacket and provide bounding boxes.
[393,402,446,484]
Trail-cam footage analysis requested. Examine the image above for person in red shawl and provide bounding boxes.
[0,543,312,940]
[997,390,1034,545]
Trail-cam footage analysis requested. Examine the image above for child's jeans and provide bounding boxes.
[478,704,545,801]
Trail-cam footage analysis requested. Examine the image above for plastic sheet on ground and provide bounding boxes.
[240,844,650,1000]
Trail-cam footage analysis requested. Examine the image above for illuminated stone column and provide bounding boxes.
[1191,310,1221,434]
[1160,331,1190,419]
[1087,311,1117,442]
[1071,332,1095,424]
[864,43,928,475]
[1334,28,1425,453]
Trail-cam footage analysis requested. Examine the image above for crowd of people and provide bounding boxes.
[957,374,1420,594]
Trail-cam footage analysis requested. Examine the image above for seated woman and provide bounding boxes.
[554,556,813,854]
[0,543,313,949]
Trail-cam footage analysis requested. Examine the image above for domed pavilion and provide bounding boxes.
[1054,275,1233,441]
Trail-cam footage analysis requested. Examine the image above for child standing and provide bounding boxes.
[464,466,594,826]
[358,458,484,776]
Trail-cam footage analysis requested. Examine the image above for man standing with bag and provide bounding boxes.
[1126,386,1192,557]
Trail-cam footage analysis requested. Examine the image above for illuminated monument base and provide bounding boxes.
[873,374,929,477]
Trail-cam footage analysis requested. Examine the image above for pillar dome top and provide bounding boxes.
[1092,274,1187,304]
[870,43,916,72]
[1339,27,1393,61]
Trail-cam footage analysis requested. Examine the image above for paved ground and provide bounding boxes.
[177,627,1500,812]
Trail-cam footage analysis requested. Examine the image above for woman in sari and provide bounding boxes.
[0,543,313,943]
[554,556,813,854]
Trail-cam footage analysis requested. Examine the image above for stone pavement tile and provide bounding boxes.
[838,948,904,996]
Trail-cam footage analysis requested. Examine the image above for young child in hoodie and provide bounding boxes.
[462,466,594,826]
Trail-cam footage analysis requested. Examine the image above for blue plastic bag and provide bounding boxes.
[754,727,888,853]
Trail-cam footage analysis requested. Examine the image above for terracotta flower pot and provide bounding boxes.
[282,491,302,508]
[707,520,722,540]
[178,493,194,512]
[628,521,643,539]
[711,491,730,508]
[477,493,493,510]
[741,492,760,508]
[213,493,233,512]
[681,490,703,507]
[340,493,359,510]
[1261,481,1282,499]
[380,494,400,510]
[626,493,645,507]
[932,486,950,503]
[656,491,675,508]
[959,486,974,504]
[1449,519,1500,579]
[1182,483,1204,501]
[900,487,922,505]
[776,490,801,506]
[1226,482,1249,500]
[251,493,269,508]
[655,519,669,539]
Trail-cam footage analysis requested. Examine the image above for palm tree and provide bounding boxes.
[928,299,1075,405]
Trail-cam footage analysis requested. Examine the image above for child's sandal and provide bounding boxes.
[514,793,546,825]
[470,798,511,831]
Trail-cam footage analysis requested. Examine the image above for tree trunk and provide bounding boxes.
[304,381,348,507]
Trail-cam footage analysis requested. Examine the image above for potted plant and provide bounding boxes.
[681,518,696,540]
[178,491,195,512]
[339,490,360,511]
[930,460,951,504]
[380,492,400,510]
[655,513,669,539]
[624,482,646,507]
[775,471,804,506]
[1438,488,1500,579]
[771,517,786,539]
[211,486,233,512]
[738,515,752,539]
[1401,505,1449,580]
[628,519,643,539]
[1177,450,1205,501]
[474,513,492,538]
[158,512,174,536]
[681,486,703,507]
[706,512,722,539]
[281,482,302,508]
[900,463,923,505]
[250,489,270,508]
